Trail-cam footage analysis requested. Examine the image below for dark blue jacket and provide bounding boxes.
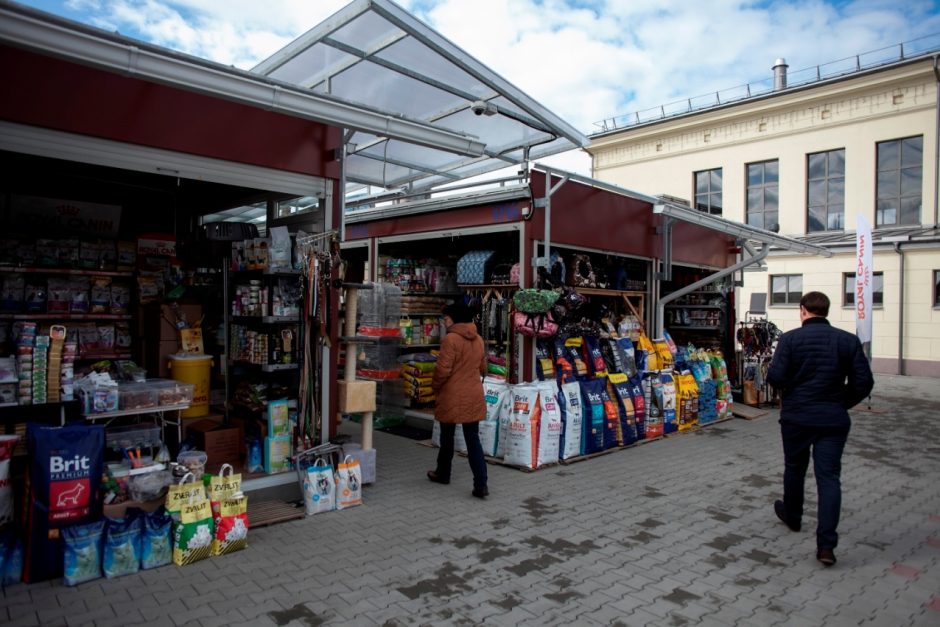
[767,317,874,427]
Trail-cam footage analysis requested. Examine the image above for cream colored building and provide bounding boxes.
[588,50,940,377]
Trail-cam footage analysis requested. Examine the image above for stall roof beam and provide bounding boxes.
[0,3,486,158]
[535,164,832,257]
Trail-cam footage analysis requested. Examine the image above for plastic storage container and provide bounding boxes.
[149,378,195,408]
[117,383,158,410]
[177,450,207,477]
[106,422,162,450]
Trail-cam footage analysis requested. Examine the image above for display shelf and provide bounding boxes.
[0,266,134,278]
[664,305,723,310]
[83,402,190,420]
[78,351,132,360]
[232,315,300,324]
[231,268,301,277]
[668,325,721,331]
[400,343,441,349]
[0,313,131,320]
[230,361,299,372]
[457,284,518,289]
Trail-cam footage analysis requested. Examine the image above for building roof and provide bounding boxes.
[252,0,588,195]
[795,225,940,248]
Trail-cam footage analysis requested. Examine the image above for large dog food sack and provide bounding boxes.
[536,381,562,467]
[579,378,607,454]
[25,422,104,583]
[628,374,647,440]
[660,372,678,435]
[642,374,664,439]
[558,381,584,460]
[481,377,508,457]
[607,373,638,446]
[504,384,541,469]
[0,435,18,526]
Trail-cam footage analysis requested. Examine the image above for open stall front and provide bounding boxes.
[341,165,830,432]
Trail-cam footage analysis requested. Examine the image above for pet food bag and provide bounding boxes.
[607,373,638,446]
[503,384,541,469]
[103,514,141,579]
[209,464,248,556]
[579,378,607,455]
[496,387,515,459]
[642,373,664,439]
[628,374,647,440]
[481,377,509,457]
[303,457,336,515]
[582,337,608,378]
[336,455,363,510]
[62,519,105,586]
[558,381,584,460]
[0,529,23,586]
[140,508,173,570]
[172,491,213,566]
[660,372,678,434]
[536,381,562,467]
[25,422,104,583]
[0,435,18,526]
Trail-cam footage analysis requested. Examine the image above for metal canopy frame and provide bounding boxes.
[253,0,588,195]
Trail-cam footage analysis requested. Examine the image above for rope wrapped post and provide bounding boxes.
[337,283,377,451]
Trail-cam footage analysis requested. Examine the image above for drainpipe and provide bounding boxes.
[933,55,940,227]
[656,243,770,335]
[894,242,905,375]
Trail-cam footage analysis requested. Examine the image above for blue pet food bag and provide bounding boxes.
[140,508,173,570]
[62,519,105,586]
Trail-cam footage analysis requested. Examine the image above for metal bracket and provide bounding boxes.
[534,197,547,208]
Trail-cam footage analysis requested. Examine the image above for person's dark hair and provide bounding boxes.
[442,302,475,324]
[800,291,830,317]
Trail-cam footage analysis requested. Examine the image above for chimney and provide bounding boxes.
[773,58,788,91]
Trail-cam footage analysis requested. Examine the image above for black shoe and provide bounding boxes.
[774,500,801,532]
[472,487,489,499]
[427,470,449,485]
[817,548,836,566]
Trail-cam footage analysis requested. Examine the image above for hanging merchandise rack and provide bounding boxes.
[736,312,781,407]
[296,230,340,448]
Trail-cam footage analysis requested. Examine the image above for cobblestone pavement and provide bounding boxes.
[2,374,939,626]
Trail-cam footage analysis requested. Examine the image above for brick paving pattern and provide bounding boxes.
[2,373,939,626]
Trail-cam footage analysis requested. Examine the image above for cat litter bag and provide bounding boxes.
[536,381,562,467]
[25,422,104,583]
[628,374,647,440]
[607,373,637,446]
[62,519,105,586]
[140,508,173,570]
[503,384,541,469]
[660,372,678,435]
[579,378,607,455]
[103,513,141,579]
[558,381,584,460]
[481,377,509,457]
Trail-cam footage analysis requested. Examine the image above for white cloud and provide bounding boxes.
[22,0,940,174]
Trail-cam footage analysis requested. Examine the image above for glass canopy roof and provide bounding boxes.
[252,0,588,196]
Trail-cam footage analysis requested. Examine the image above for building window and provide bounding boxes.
[807,149,845,232]
[876,136,922,226]
[747,160,779,231]
[843,272,883,307]
[935,270,940,307]
[694,168,722,215]
[770,274,802,305]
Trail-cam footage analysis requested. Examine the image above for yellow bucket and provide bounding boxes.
[168,354,213,418]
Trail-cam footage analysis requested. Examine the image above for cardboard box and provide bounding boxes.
[185,418,241,470]
[338,380,377,413]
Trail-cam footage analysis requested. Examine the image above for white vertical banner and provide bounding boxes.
[855,214,873,344]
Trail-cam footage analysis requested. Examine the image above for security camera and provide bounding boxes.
[470,100,496,116]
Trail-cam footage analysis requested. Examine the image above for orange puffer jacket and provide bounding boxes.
[432,322,487,424]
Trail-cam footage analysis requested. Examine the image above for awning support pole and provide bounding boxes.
[655,243,770,336]
[533,171,569,276]
[656,217,675,282]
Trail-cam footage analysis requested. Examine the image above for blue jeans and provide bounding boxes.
[436,422,488,491]
[780,422,850,550]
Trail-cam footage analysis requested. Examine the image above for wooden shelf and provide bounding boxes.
[0,266,133,277]
[0,313,132,320]
[232,315,300,324]
[669,326,721,331]
[665,305,723,309]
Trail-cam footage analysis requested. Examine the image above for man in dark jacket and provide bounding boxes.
[767,291,874,567]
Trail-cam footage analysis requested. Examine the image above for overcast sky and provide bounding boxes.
[15,0,940,176]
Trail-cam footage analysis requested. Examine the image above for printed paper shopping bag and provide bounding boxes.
[208,464,247,555]
[166,472,206,518]
[303,457,335,515]
[335,455,362,510]
[172,491,213,566]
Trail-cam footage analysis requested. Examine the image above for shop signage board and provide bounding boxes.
[9,195,121,238]
[855,213,873,346]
